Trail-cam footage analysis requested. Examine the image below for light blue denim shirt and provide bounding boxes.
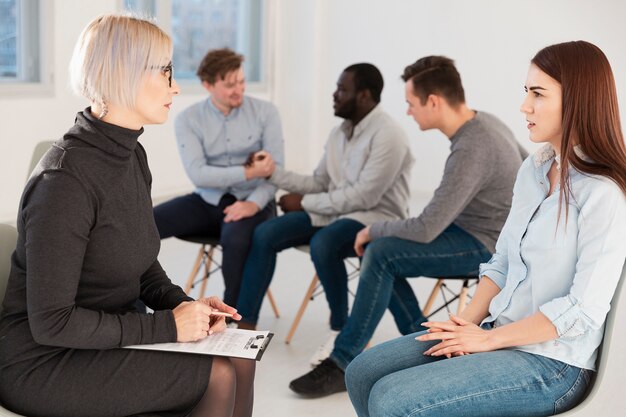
[480,144,626,370]
[174,96,285,209]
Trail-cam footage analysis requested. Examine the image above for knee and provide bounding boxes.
[345,350,371,391]
[220,228,249,252]
[361,238,398,275]
[368,377,405,417]
[247,219,279,250]
[210,357,236,389]
[309,233,337,265]
[344,356,362,394]
[233,357,256,375]
[364,238,394,259]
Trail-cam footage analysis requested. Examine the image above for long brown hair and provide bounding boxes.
[531,41,626,219]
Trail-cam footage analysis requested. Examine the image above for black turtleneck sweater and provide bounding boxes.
[0,110,200,412]
[0,110,208,417]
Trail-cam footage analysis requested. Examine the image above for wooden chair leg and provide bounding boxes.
[423,279,444,317]
[285,274,319,344]
[266,288,280,318]
[184,246,205,294]
[198,246,215,299]
[457,279,470,315]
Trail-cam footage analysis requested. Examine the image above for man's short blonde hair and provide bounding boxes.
[70,14,172,110]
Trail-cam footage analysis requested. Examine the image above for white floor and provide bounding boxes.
[156,194,469,417]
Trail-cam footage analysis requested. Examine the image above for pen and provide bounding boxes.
[210,311,234,317]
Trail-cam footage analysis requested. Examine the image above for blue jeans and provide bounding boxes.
[153,193,275,306]
[331,224,492,369]
[236,211,364,329]
[346,331,591,417]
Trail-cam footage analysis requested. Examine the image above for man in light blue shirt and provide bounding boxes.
[154,48,284,307]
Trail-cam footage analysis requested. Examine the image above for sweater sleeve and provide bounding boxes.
[301,127,409,215]
[23,171,179,349]
[139,260,193,311]
[370,140,490,242]
[270,154,330,195]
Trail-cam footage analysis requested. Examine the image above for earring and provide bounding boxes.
[98,102,108,119]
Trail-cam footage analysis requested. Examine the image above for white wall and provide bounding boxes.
[2,0,626,222]
[274,0,626,200]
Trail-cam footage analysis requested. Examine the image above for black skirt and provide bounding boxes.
[0,346,212,417]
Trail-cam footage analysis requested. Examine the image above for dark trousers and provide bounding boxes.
[236,211,365,329]
[153,193,275,306]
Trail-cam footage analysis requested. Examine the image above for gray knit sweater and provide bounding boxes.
[370,111,527,253]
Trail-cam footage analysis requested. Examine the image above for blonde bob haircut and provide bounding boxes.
[70,14,172,111]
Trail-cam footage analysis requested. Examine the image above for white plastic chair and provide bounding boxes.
[0,224,27,417]
[26,140,54,181]
[556,260,626,416]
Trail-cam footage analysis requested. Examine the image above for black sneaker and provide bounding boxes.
[289,358,346,398]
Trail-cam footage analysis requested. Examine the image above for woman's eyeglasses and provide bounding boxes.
[152,62,173,87]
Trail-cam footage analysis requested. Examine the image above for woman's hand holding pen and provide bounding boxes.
[198,296,241,335]
[173,301,213,342]
[173,298,240,342]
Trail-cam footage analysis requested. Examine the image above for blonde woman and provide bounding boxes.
[0,15,255,417]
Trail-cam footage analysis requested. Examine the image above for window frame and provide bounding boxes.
[121,0,274,96]
[0,0,54,97]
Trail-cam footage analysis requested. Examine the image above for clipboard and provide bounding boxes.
[124,329,274,361]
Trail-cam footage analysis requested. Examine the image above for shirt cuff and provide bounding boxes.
[269,166,286,184]
[540,295,593,339]
[300,194,316,213]
[479,258,507,289]
[369,222,386,240]
[246,194,268,210]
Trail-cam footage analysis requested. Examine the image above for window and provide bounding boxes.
[124,0,266,85]
[0,0,41,83]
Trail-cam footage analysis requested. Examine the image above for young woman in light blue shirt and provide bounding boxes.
[345,40,626,417]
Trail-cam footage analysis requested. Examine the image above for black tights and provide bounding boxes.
[191,357,256,417]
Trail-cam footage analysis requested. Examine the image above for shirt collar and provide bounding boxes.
[339,104,381,139]
[533,144,556,168]
[533,143,588,171]
[206,96,242,119]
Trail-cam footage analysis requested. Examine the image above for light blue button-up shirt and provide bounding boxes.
[174,96,284,209]
[480,144,626,370]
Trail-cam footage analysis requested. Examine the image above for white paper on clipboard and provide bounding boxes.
[124,329,273,361]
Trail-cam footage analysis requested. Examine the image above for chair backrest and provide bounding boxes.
[0,224,18,313]
[557,260,626,416]
[26,140,55,181]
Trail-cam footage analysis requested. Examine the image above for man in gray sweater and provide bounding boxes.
[236,64,414,345]
[290,56,527,397]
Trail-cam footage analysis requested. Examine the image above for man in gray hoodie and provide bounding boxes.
[290,56,527,398]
